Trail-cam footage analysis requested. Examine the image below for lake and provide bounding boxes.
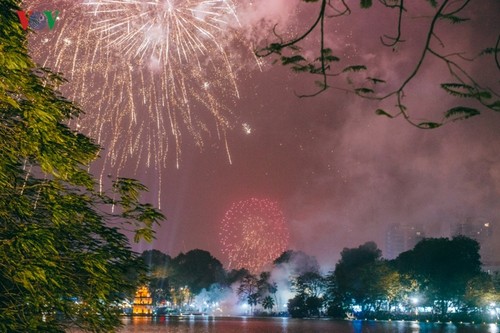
[117,316,500,333]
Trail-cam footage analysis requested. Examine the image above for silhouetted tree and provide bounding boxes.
[237,274,260,314]
[170,249,225,294]
[142,249,171,270]
[288,295,308,318]
[334,242,383,314]
[262,295,276,313]
[226,268,251,286]
[395,236,482,315]
[288,271,327,317]
[274,250,320,275]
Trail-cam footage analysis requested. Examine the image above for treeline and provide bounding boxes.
[137,236,500,322]
[292,237,499,322]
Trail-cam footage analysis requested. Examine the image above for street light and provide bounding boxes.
[411,296,419,316]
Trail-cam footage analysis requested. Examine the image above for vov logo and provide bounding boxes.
[16,10,60,31]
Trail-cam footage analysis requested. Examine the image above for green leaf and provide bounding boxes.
[343,65,367,73]
[426,0,438,7]
[375,109,394,118]
[441,83,475,98]
[314,80,328,89]
[281,55,306,65]
[267,43,284,54]
[367,77,386,84]
[418,122,442,129]
[480,47,500,56]
[291,65,309,73]
[487,100,500,111]
[316,49,340,63]
[355,87,374,94]
[360,0,373,8]
[439,14,470,24]
[476,91,492,99]
[324,55,340,62]
[444,106,480,119]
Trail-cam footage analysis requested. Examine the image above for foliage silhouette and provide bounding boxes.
[256,0,499,128]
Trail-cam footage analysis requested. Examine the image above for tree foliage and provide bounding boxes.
[256,0,499,128]
[169,249,225,295]
[395,236,482,315]
[273,250,321,275]
[140,250,172,305]
[237,274,260,313]
[0,1,164,331]
[464,273,499,311]
[288,271,327,317]
[139,241,489,321]
[261,295,275,312]
[333,242,385,313]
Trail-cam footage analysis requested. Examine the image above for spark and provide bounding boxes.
[242,123,252,135]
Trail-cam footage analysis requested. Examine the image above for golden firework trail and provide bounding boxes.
[25,0,243,207]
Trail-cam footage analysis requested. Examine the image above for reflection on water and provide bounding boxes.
[115,317,500,333]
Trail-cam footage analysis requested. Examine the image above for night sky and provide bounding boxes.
[26,0,500,269]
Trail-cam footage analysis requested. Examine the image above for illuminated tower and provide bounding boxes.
[133,286,153,315]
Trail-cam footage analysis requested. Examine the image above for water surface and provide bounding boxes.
[117,316,500,333]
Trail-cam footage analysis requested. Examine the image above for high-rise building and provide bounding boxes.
[385,223,425,259]
[452,217,495,267]
[452,217,493,242]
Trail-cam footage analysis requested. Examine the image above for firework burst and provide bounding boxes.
[219,198,289,273]
[25,0,243,205]
[85,0,239,64]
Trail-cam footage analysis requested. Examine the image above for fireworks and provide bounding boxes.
[84,0,239,64]
[25,0,243,204]
[219,198,289,273]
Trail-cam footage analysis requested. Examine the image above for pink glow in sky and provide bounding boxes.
[25,0,500,269]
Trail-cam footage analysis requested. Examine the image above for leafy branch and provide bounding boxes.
[255,0,499,128]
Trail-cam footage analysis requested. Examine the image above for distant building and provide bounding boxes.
[452,217,495,269]
[133,285,153,315]
[483,262,500,275]
[452,218,493,242]
[385,223,425,259]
